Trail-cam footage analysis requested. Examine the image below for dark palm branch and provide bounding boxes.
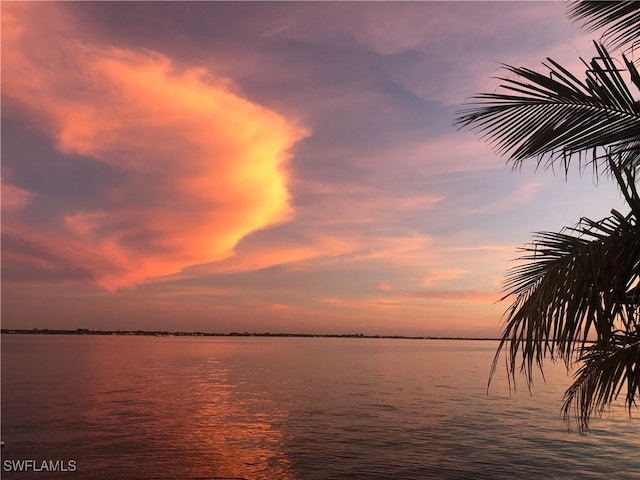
[491,200,640,376]
[456,43,640,174]
[489,163,640,430]
[567,1,640,52]
[562,331,640,433]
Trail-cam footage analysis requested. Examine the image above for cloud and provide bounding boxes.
[2,3,307,290]
[316,287,499,319]
[1,223,102,283]
[180,233,355,276]
[1,182,34,212]
[422,268,468,286]
[373,280,496,304]
[405,289,498,303]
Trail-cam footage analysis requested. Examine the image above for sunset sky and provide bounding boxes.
[1,2,627,337]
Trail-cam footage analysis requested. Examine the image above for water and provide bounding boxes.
[1,335,638,479]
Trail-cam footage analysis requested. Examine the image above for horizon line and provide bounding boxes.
[1,328,500,341]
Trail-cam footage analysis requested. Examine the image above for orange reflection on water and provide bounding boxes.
[75,336,295,479]
[180,358,295,480]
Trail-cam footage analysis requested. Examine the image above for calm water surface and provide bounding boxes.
[1,335,638,479]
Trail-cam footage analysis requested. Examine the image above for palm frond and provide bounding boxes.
[490,204,640,395]
[562,331,640,433]
[567,1,640,52]
[456,43,640,173]
[609,159,640,220]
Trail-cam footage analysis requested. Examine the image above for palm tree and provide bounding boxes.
[456,2,640,433]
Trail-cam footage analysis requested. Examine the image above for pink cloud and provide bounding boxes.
[2,3,307,290]
[372,281,497,304]
[1,182,33,212]
[1,223,114,283]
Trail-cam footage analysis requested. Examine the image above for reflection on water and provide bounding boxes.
[175,355,294,479]
[1,336,639,479]
[1,336,294,480]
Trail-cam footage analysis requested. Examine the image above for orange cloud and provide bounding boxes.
[422,268,468,286]
[194,236,355,275]
[319,287,497,310]
[2,4,306,290]
[406,289,499,303]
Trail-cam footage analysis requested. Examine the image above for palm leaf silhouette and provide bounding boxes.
[567,1,640,52]
[562,331,640,432]
[489,163,640,433]
[456,43,640,174]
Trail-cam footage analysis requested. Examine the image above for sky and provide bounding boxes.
[1,1,629,337]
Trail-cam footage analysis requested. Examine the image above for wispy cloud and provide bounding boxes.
[1,182,33,212]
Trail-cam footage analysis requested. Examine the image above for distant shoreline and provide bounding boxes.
[0,328,499,341]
